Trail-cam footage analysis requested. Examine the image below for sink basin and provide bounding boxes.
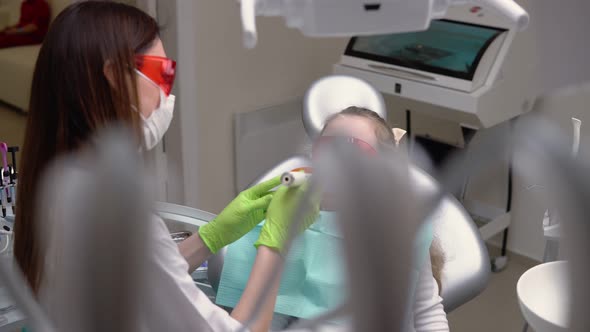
[517,261,570,332]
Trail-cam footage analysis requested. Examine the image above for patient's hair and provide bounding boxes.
[321,106,396,150]
[430,238,445,292]
[322,106,446,293]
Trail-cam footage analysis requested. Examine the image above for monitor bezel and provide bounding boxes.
[343,19,508,81]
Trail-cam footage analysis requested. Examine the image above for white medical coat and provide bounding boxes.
[41,213,245,331]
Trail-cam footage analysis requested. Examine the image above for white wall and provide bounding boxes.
[506,0,590,261]
[168,1,346,212]
[480,0,590,262]
[504,84,590,261]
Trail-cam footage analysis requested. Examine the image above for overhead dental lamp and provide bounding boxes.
[239,0,529,49]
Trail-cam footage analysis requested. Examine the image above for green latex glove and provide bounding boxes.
[255,183,319,252]
[199,176,281,253]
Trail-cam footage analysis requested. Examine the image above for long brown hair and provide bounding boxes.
[323,106,445,292]
[14,1,160,294]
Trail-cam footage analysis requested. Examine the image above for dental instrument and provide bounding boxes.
[280,171,310,187]
[0,191,5,218]
[572,118,581,157]
[0,145,18,217]
[8,147,19,212]
[0,143,10,216]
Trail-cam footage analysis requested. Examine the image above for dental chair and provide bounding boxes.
[208,76,491,313]
[204,76,491,313]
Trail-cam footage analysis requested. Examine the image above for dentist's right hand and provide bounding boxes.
[255,183,320,252]
[198,176,281,254]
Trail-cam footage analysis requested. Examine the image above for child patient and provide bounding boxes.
[217,106,449,332]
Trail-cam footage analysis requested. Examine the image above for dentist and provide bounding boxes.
[13,2,314,331]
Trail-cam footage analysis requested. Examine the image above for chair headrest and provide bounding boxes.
[302,75,387,139]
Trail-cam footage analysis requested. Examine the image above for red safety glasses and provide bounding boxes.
[313,136,377,156]
[135,55,177,96]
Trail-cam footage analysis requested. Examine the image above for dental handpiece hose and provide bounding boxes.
[10,185,15,215]
[2,169,10,216]
[8,166,15,214]
[0,190,5,218]
[2,175,12,216]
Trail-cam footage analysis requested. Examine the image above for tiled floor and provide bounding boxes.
[448,248,538,332]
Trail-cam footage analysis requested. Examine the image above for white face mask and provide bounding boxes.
[136,70,175,150]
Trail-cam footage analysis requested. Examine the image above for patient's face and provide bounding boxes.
[321,115,378,149]
[319,115,379,211]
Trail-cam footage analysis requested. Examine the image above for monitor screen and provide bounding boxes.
[345,20,506,80]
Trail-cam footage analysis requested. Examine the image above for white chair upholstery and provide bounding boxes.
[302,75,387,139]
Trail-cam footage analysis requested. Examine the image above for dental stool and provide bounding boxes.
[208,75,491,313]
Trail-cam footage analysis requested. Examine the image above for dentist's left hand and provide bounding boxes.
[198,176,281,254]
[255,183,320,252]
